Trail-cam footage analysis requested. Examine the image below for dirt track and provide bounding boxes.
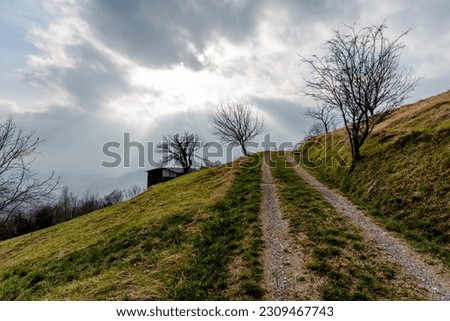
[260,152,318,300]
[285,152,450,300]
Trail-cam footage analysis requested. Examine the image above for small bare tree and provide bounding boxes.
[302,23,418,161]
[102,189,124,207]
[156,131,203,173]
[306,122,326,138]
[0,116,59,226]
[126,185,142,199]
[209,98,265,156]
[56,186,77,222]
[304,104,337,134]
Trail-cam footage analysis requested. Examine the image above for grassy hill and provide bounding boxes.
[298,91,450,267]
[0,156,264,300]
[1,91,448,301]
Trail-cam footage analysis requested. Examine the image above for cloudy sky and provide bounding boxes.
[1,0,449,195]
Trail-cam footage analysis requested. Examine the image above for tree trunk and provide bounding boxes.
[351,143,362,161]
[241,144,248,156]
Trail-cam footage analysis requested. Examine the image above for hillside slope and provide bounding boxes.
[298,91,450,267]
[0,156,264,300]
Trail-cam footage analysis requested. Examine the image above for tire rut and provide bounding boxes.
[260,152,315,300]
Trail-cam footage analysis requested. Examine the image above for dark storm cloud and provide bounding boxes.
[82,0,364,71]
[83,0,262,70]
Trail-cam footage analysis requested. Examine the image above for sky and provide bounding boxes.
[1,0,449,195]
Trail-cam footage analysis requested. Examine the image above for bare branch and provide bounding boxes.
[209,97,265,156]
[304,104,338,133]
[0,116,59,227]
[156,131,203,173]
[302,23,418,160]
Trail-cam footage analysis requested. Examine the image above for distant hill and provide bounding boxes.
[299,90,450,267]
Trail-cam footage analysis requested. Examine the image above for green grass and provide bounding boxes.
[298,91,450,268]
[0,156,264,300]
[167,154,265,300]
[270,152,426,300]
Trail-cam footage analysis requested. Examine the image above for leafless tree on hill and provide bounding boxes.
[302,23,418,161]
[0,116,59,227]
[209,98,265,156]
[156,131,203,173]
[126,185,142,199]
[102,189,124,207]
[304,104,338,134]
[306,122,327,138]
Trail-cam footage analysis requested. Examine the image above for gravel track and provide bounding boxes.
[260,152,310,300]
[285,152,450,301]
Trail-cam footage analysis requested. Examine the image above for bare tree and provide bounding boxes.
[201,158,222,168]
[306,122,326,138]
[209,98,265,156]
[126,185,142,199]
[56,186,77,222]
[304,104,337,134]
[302,23,418,161]
[74,191,101,216]
[156,131,203,173]
[0,116,59,227]
[103,189,124,207]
